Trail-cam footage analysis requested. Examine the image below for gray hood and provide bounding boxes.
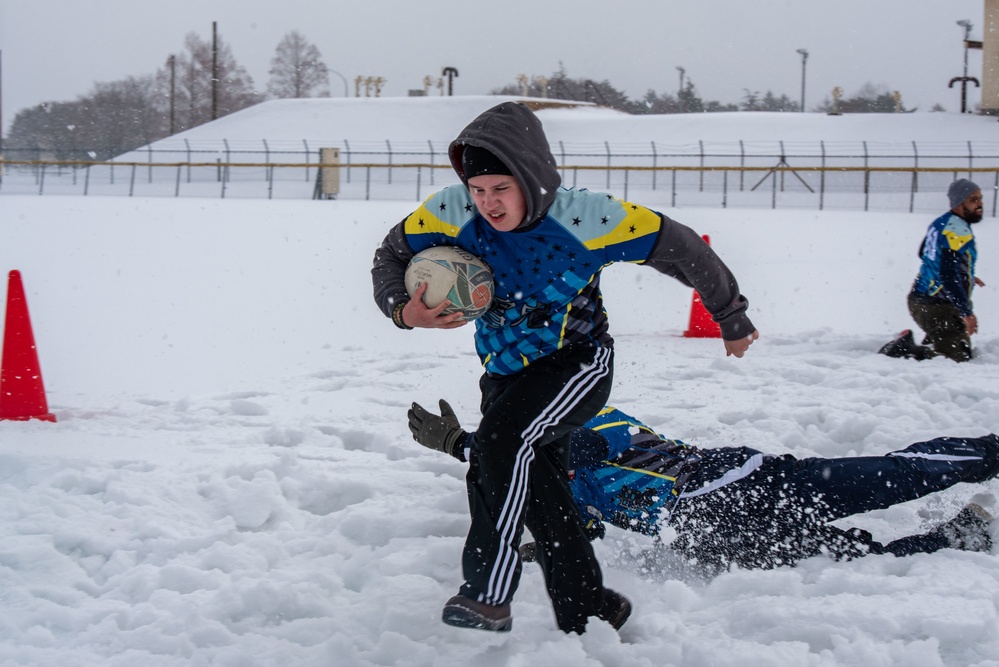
[448,102,561,228]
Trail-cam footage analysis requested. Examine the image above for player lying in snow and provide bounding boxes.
[408,401,998,573]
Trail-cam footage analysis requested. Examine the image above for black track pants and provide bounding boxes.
[460,345,613,634]
[908,293,973,362]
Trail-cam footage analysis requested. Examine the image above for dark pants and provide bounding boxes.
[670,434,999,571]
[908,292,973,362]
[461,345,613,634]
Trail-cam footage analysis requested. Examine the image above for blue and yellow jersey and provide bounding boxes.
[568,407,702,537]
[912,212,977,316]
[402,185,663,374]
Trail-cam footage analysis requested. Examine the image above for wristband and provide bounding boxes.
[392,301,413,330]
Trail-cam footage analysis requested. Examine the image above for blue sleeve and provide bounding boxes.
[938,247,973,316]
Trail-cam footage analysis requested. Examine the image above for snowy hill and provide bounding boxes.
[132,95,999,157]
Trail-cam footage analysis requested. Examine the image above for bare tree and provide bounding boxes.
[155,31,260,133]
[267,31,331,99]
[7,76,165,160]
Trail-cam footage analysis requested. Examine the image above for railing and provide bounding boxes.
[2,158,997,217]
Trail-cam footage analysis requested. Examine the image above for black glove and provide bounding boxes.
[408,399,468,459]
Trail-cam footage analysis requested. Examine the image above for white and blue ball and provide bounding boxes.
[404,246,494,321]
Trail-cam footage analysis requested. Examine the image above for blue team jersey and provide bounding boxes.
[402,185,663,375]
[568,407,702,536]
[912,212,977,316]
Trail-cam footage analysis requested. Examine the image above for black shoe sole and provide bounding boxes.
[442,603,512,632]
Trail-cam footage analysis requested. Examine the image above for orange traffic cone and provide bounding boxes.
[683,235,722,339]
[0,270,56,422]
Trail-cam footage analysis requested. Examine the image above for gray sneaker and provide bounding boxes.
[931,503,994,553]
[442,594,512,632]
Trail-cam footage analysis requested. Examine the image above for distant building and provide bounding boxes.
[983,0,999,114]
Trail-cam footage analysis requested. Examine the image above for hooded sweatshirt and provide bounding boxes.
[372,102,754,375]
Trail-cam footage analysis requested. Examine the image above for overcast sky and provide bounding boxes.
[0,0,989,135]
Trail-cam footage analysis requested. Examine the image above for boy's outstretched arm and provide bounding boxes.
[408,399,470,460]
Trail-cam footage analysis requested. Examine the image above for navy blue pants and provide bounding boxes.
[462,344,613,633]
[669,434,999,571]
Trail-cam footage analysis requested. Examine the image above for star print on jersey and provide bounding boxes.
[400,184,664,374]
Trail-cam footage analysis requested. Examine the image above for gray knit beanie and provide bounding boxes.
[948,178,980,209]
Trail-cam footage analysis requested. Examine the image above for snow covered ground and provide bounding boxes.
[2,103,999,666]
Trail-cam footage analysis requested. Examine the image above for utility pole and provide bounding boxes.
[211,21,219,120]
[168,55,176,135]
[676,66,685,94]
[796,49,809,112]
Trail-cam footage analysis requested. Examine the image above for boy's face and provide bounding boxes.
[468,174,527,232]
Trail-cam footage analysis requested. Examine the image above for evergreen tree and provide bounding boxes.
[741,89,799,112]
[815,83,911,113]
[677,80,704,113]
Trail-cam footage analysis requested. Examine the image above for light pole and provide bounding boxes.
[954,20,975,112]
[958,20,972,78]
[796,48,808,112]
[676,66,685,94]
[329,69,348,97]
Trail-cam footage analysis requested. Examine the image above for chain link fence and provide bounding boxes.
[3,138,999,215]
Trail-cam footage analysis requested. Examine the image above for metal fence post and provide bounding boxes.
[184,138,192,182]
[699,140,705,192]
[863,141,869,212]
[263,139,270,182]
[428,140,435,186]
[739,140,745,191]
[605,141,611,190]
[912,140,919,193]
[559,140,566,181]
[771,165,777,209]
[344,140,352,183]
[386,140,393,185]
[303,139,310,181]
[819,140,826,211]
[365,166,371,201]
[651,141,658,190]
[148,145,153,183]
[722,171,728,209]
[84,164,91,196]
[129,163,136,196]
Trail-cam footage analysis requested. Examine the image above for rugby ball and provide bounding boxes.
[405,246,494,321]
